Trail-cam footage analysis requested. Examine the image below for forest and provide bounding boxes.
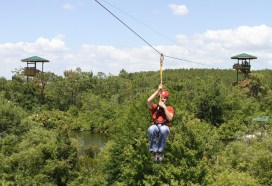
[1,67,272,185]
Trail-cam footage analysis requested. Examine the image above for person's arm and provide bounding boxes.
[163,107,173,121]
[147,84,162,110]
[159,101,173,121]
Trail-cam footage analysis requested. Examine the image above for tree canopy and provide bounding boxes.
[1,68,272,185]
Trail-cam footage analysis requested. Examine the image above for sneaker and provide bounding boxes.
[152,151,158,161]
[157,152,164,162]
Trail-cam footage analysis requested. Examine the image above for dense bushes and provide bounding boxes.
[1,68,272,185]
[0,100,27,136]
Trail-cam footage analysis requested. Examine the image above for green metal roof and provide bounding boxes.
[231,53,257,60]
[21,56,50,62]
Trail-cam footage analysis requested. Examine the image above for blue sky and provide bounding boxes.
[1,0,272,79]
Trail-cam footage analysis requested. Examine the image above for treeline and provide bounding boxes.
[1,68,272,185]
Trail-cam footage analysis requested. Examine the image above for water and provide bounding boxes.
[70,131,109,148]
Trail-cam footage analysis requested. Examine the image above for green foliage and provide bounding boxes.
[42,127,79,185]
[44,68,95,110]
[94,96,222,185]
[194,79,225,126]
[1,68,272,185]
[248,73,268,98]
[75,91,118,132]
[0,101,27,136]
[213,138,272,185]
[0,125,79,185]
[30,109,75,130]
[210,169,260,186]
[6,81,41,110]
[0,77,7,91]
[84,144,101,158]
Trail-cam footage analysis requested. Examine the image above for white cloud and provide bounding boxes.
[35,37,67,52]
[197,25,272,50]
[0,36,70,79]
[62,3,76,10]
[175,25,272,68]
[1,25,272,79]
[168,4,188,15]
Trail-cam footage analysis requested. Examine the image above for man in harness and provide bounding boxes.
[147,83,174,161]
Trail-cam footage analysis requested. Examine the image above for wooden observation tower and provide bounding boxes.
[21,56,50,82]
[231,53,257,85]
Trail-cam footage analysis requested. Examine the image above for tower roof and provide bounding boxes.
[21,56,49,62]
[231,53,257,60]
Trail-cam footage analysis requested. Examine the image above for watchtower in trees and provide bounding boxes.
[21,56,50,82]
[231,53,257,84]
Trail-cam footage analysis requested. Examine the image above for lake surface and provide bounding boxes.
[70,131,109,148]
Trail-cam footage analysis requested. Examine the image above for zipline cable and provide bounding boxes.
[94,0,219,69]
[164,55,217,68]
[100,0,188,48]
[94,0,162,56]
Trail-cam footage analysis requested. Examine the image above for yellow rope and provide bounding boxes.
[160,54,164,85]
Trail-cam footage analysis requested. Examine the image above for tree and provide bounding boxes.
[195,79,224,126]
[0,101,27,136]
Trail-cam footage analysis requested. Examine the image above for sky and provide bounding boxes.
[1,0,272,79]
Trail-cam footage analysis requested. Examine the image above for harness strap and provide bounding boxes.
[152,106,166,125]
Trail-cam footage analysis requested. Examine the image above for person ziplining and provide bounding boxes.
[147,55,174,162]
[94,0,214,162]
[94,0,176,162]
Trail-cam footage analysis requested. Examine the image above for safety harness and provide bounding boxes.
[152,106,167,125]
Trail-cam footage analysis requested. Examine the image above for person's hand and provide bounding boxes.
[157,84,163,96]
[158,100,166,109]
[158,83,163,91]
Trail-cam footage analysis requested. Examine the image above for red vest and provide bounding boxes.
[150,104,174,127]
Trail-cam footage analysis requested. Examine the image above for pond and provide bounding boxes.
[70,131,109,151]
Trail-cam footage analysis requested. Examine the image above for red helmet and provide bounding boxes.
[161,90,169,98]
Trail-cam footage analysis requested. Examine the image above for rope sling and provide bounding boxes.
[160,54,164,85]
[153,54,167,125]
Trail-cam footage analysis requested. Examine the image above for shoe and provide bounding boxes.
[152,151,158,161]
[157,152,164,162]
